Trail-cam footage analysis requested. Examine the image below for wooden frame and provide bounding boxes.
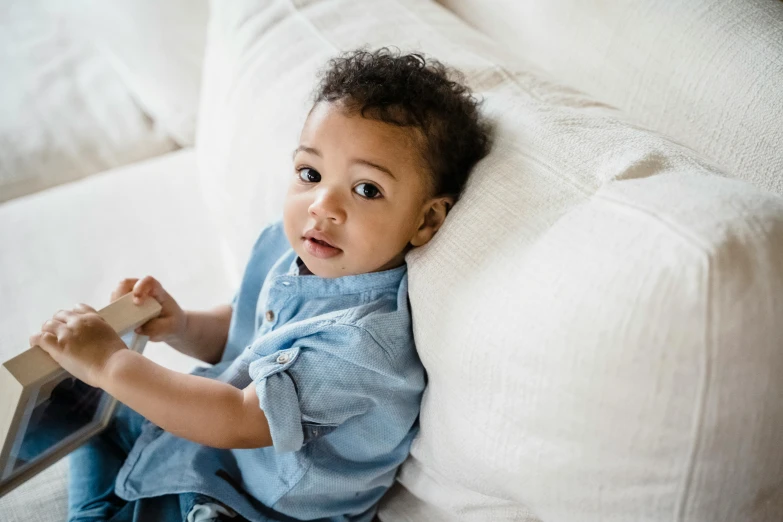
[0,294,161,497]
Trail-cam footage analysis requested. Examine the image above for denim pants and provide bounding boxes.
[67,404,231,522]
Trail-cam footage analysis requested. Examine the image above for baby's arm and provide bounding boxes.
[114,276,230,364]
[101,349,271,449]
[167,306,232,364]
[32,301,271,450]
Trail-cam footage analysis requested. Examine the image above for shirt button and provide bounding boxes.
[276,353,290,364]
[265,310,275,322]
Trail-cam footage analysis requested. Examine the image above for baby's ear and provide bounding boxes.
[410,196,454,247]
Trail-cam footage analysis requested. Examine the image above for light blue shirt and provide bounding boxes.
[114,221,426,521]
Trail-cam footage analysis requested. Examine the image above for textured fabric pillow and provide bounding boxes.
[437,0,783,197]
[196,0,783,520]
[384,90,783,522]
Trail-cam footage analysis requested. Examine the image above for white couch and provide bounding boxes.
[0,0,207,204]
[1,1,782,521]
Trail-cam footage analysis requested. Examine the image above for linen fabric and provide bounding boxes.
[437,0,783,196]
[388,92,783,522]
[114,221,426,522]
[197,0,783,520]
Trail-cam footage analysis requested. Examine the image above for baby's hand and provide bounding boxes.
[111,276,187,343]
[30,304,127,387]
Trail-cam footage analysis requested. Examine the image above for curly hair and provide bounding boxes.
[314,48,491,201]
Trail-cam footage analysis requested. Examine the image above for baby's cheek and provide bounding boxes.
[282,200,304,235]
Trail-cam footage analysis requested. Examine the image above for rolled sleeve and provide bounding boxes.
[247,328,386,453]
[248,347,304,452]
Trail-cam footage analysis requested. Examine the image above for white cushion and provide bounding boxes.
[398,92,783,521]
[437,0,783,196]
[0,149,233,373]
[197,1,783,520]
[71,0,210,146]
[0,0,177,203]
[0,460,67,522]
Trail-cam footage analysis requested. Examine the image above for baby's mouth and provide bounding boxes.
[310,237,333,247]
[303,236,342,259]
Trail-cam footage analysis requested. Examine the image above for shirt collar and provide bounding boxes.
[279,254,407,297]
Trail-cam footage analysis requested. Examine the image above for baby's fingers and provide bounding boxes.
[31,331,60,356]
[132,276,169,305]
[111,278,139,302]
[134,316,174,341]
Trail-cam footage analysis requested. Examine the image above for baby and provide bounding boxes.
[31,48,490,522]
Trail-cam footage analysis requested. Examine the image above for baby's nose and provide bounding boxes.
[309,188,347,223]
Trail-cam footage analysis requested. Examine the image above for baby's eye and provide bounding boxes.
[297,168,321,183]
[354,183,382,199]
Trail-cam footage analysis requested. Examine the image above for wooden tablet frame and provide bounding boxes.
[0,294,161,497]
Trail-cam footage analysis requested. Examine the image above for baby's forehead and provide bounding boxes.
[300,101,433,183]
[303,101,422,146]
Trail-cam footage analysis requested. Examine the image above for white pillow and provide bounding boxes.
[389,90,783,522]
[438,0,783,197]
[197,0,783,520]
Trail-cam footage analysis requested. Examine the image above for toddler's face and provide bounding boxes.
[284,101,451,277]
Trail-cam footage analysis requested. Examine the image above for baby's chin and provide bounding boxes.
[298,251,350,278]
[300,252,393,278]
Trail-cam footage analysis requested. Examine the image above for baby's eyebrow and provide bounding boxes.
[292,145,321,160]
[350,158,397,181]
